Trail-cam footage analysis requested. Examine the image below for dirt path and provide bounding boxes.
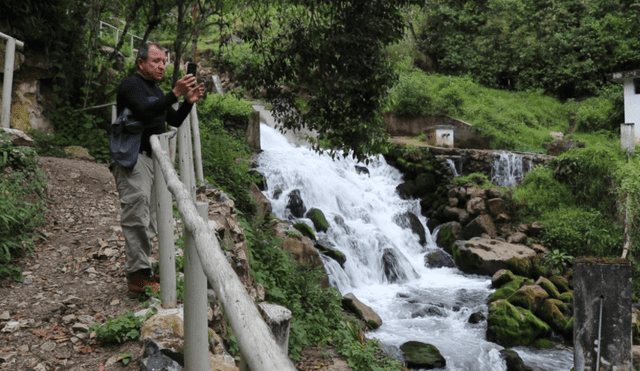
[0,156,149,370]
[0,155,350,371]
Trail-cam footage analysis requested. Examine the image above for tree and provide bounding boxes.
[246,0,420,161]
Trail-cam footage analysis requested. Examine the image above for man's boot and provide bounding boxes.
[127,269,161,295]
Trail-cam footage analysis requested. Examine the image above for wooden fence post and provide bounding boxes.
[184,201,210,370]
[190,104,204,184]
[154,132,177,308]
[178,114,196,200]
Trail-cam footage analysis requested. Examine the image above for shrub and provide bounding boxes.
[0,133,47,281]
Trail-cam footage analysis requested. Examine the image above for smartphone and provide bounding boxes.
[187,62,197,77]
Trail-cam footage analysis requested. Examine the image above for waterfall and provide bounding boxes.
[491,152,533,187]
[257,123,572,370]
[445,158,460,177]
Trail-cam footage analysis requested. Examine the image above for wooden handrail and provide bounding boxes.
[150,133,296,371]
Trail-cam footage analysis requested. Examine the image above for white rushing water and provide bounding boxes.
[491,152,534,188]
[256,123,573,370]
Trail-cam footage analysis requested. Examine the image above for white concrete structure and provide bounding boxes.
[610,69,640,144]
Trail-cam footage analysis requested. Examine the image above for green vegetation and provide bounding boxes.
[0,133,47,281]
[242,216,401,370]
[89,309,156,343]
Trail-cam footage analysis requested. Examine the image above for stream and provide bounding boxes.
[254,110,573,370]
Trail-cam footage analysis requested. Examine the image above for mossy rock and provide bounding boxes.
[536,298,569,335]
[399,341,446,370]
[487,299,550,347]
[451,243,483,274]
[532,338,555,349]
[488,276,525,304]
[549,275,570,293]
[535,277,561,300]
[558,290,573,304]
[305,208,329,233]
[530,254,547,278]
[293,223,316,240]
[492,269,516,288]
[508,285,549,312]
[564,317,574,339]
[505,256,531,277]
[499,349,529,371]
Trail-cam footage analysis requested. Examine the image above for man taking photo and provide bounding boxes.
[111,42,204,295]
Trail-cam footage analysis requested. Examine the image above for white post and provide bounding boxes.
[178,114,196,200]
[111,104,117,124]
[184,201,210,370]
[190,104,204,184]
[2,37,16,128]
[115,29,119,44]
[154,132,177,308]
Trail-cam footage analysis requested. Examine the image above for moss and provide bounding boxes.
[489,276,525,303]
[508,285,549,312]
[487,299,550,347]
[294,223,316,240]
[492,269,516,288]
[536,277,561,299]
[367,319,380,330]
[451,243,482,273]
[505,256,532,277]
[549,275,570,293]
[532,338,555,349]
[438,227,455,253]
[305,208,329,233]
[400,341,446,369]
[536,298,569,335]
[564,317,574,339]
[530,254,547,278]
[558,290,573,304]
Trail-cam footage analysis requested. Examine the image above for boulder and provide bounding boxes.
[508,285,549,312]
[549,275,570,293]
[537,298,569,334]
[294,222,316,240]
[486,198,505,216]
[463,214,497,239]
[468,311,486,324]
[342,293,383,329]
[305,208,329,233]
[535,277,561,299]
[499,349,529,371]
[488,275,526,303]
[286,189,306,218]
[393,212,426,245]
[487,299,550,347]
[1,128,33,147]
[382,248,409,283]
[452,238,537,277]
[507,232,527,244]
[424,250,456,269]
[435,221,463,255]
[544,139,585,156]
[443,206,471,224]
[315,240,346,268]
[249,183,271,220]
[492,269,516,288]
[354,165,370,176]
[281,235,322,268]
[399,341,446,370]
[466,196,486,215]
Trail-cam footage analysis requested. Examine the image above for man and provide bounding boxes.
[111,43,204,295]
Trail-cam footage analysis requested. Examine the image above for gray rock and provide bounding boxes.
[342,293,383,329]
[400,341,446,369]
[424,250,456,269]
[452,238,537,276]
[463,214,497,240]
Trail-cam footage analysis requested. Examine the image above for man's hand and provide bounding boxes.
[172,74,197,98]
[186,83,205,104]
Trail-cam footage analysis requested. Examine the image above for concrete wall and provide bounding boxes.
[574,257,633,371]
[383,113,492,149]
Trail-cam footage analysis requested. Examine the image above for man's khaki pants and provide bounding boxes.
[111,155,157,274]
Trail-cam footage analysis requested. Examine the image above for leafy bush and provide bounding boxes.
[0,133,46,281]
[512,166,576,218]
[198,93,254,128]
[571,85,623,133]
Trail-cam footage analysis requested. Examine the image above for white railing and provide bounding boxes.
[149,105,295,370]
[1,32,24,129]
[99,21,171,63]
